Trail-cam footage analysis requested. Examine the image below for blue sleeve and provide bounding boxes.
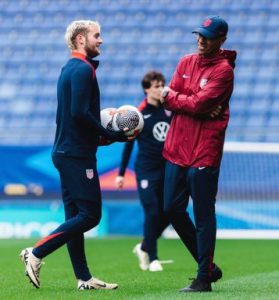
[119,139,135,176]
[70,65,112,138]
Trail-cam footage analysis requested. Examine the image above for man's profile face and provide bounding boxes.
[84,25,103,58]
[196,34,226,57]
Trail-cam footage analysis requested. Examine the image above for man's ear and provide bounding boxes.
[76,33,85,46]
[220,36,227,45]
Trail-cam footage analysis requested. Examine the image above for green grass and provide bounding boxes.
[0,238,278,299]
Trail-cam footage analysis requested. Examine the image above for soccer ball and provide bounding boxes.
[112,105,144,138]
[99,107,117,145]
[100,107,117,130]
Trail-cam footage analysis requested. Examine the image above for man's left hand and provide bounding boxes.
[160,86,171,104]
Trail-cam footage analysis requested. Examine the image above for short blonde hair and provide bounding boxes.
[65,20,101,50]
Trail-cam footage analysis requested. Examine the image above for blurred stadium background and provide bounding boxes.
[0,0,278,239]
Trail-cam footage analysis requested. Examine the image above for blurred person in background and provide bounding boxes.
[115,71,176,272]
[161,16,236,292]
[20,20,127,291]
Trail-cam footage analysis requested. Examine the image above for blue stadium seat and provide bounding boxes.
[0,0,278,144]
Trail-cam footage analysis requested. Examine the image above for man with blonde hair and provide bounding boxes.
[20,20,127,291]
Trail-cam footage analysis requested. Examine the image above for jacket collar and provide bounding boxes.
[198,49,237,68]
[71,51,99,69]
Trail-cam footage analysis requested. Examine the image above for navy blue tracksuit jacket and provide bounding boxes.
[53,52,102,157]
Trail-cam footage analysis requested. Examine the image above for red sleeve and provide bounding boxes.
[165,67,234,115]
[169,59,184,92]
[138,99,147,111]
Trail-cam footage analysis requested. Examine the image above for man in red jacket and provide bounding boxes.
[161,16,236,292]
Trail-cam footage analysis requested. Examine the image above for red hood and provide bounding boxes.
[198,49,237,68]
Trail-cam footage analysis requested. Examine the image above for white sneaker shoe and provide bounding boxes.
[133,243,149,271]
[78,277,118,290]
[149,260,163,272]
[20,247,44,288]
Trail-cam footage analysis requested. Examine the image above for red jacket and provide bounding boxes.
[163,49,237,167]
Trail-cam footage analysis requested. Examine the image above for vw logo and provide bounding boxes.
[153,122,170,141]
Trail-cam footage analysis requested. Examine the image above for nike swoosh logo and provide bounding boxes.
[198,167,206,170]
[96,283,107,288]
[143,114,152,119]
[182,74,190,79]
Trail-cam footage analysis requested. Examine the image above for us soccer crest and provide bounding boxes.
[86,169,94,180]
[140,179,149,189]
[164,109,172,117]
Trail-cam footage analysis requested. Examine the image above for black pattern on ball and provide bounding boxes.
[107,120,113,131]
[116,110,139,130]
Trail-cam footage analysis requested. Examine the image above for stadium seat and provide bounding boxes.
[0,0,278,144]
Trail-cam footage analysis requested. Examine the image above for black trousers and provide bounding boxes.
[137,177,170,261]
[164,160,219,281]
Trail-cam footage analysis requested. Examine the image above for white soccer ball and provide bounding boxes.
[100,107,117,130]
[112,105,144,138]
[99,107,117,145]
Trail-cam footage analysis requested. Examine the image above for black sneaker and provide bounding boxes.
[210,264,223,282]
[180,278,212,292]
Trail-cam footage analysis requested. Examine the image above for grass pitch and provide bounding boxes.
[0,238,278,300]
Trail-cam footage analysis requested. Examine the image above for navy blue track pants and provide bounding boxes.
[137,177,170,261]
[163,160,219,281]
[32,156,102,281]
